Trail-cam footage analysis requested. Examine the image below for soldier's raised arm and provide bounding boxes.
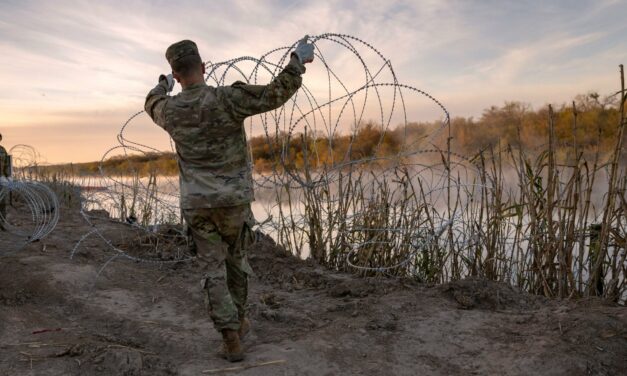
[2,152,9,177]
[218,36,315,120]
[0,133,10,178]
[144,74,175,129]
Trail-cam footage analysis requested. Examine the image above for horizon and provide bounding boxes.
[1,0,626,164]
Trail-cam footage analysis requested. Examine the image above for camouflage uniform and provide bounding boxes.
[145,40,304,331]
[0,144,9,229]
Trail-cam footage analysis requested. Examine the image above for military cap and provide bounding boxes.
[165,40,200,65]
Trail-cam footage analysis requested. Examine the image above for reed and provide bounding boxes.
[270,66,626,303]
[16,66,625,303]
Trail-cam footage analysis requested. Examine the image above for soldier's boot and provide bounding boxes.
[238,317,251,340]
[219,329,244,362]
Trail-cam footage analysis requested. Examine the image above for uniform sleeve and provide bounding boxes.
[5,154,11,177]
[218,56,304,120]
[0,148,7,177]
[144,81,170,129]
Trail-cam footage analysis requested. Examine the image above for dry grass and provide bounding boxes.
[16,67,625,304]
[271,66,626,303]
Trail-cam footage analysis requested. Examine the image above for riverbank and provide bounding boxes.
[0,204,626,375]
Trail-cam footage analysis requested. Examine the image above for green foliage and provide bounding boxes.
[451,96,621,157]
[36,93,621,177]
[37,152,179,177]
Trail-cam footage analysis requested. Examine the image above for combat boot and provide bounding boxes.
[238,317,251,340]
[220,329,244,362]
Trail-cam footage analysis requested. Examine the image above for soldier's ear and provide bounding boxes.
[201,64,206,75]
[172,71,181,83]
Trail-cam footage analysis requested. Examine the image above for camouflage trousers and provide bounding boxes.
[183,204,255,332]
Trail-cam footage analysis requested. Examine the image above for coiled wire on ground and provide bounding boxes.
[0,179,60,254]
[74,33,484,274]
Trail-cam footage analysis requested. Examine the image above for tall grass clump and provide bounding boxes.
[269,66,626,303]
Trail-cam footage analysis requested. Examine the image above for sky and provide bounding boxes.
[0,0,626,164]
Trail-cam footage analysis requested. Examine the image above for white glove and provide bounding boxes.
[159,73,175,92]
[291,35,314,64]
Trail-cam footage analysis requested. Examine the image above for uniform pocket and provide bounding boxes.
[236,211,256,276]
[240,257,254,276]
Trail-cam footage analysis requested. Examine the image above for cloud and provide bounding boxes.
[0,0,625,162]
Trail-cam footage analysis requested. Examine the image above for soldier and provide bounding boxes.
[145,37,314,362]
[0,132,11,231]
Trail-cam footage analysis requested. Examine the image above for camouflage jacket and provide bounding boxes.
[0,145,9,177]
[145,57,304,209]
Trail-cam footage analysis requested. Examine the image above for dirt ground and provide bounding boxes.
[1,204,626,376]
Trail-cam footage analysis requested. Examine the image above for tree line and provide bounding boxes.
[37,92,623,176]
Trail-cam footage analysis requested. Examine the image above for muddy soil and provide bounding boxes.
[1,204,626,376]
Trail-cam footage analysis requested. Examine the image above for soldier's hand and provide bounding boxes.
[159,73,175,92]
[291,35,314,64]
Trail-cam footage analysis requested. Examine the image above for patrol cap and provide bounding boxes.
[165,40,200,66]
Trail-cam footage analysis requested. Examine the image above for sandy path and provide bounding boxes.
[1,207,625,375]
